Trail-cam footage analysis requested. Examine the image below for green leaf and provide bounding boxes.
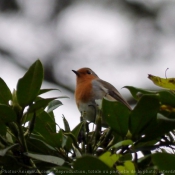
[47,111,56,133]
[152,153,175,175]
[72,144,82,158]
[73,155,111,171]
[129,95,160,138]
[0,144,18,156]
[33,111,66,148]
[27,136,56,154]
[65,122,84,151]
[141,117,175,142]
[47,100,62,113]
[16,60,43,107]
[102,98,130,137]
[0,123,7,136]
[119,154,132,161]
[0,156,19,171]
[72,122,84,138]
[99,151,120,168]
[117,165,126,174]
[109,140,133,150]
[137,155,152,170]
[53,129,67,148]
[0,104,17,123]
[117,161,136,175]
[28,97,58,113]
[0,78,12,105]
[124,86,155,100]
[33,111,56,145]
[124,161,135,174]
[158,90,175,106]
[25,152,65,166]
[39,88,60,95]
[62,116,70,132]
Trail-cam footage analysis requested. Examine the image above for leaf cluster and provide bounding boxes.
[0,60,175,175]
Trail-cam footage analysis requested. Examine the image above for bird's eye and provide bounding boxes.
[87,70,92,74]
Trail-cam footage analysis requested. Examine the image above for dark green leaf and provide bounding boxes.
[47,111,56,133]
[0,123,7,136]
[0,78,12,105]
[0,144,18,156]
[72,143,82,158]
[47,100,62,113]
[152,153,175,175]
[102,99,130,137]
[65,122,84,151]
[124,86,155,100]
[73,155,111,171]
[33,111,56,144]
[0,156,19,171]
[8,122,19,138]
[28,97,58,113]
[137,155,152,170]
[141,117,175,142]
[129,95,160,138]
[53,129,67,148]
[33,111,64,147]
[0,104,17,123]
[158,90,175,106]
[119,153,132,161]
[39,88,60,95]
[25,152,65,166]
[17,60,43,107]
[27,136,56,154]
[62,116,70,132]
[72,121,84,138]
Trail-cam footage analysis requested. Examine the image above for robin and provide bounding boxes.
[72,67,131,126]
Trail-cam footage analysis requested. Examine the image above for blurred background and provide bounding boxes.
[0,0,175,129]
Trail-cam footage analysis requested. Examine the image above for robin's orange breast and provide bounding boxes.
[75,81,93,107]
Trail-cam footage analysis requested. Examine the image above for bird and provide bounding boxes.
[72,67,131,126]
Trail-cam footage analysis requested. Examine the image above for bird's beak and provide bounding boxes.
[72,70,79,76]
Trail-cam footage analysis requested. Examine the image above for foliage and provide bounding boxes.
[0,60,175,175]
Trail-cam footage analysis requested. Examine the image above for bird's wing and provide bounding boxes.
[98,79,131,110]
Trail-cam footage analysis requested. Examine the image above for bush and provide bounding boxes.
[0,60,175,175]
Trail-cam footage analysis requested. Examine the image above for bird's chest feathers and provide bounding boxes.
[75,79,106,105]
[75,81,93,103]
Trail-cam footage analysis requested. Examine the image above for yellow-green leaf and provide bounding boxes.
[117,161,136,175]
[148,74,175,90]
[124,161,135,174]
[99,151,120,168]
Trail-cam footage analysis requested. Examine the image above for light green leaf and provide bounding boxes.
[25,152,65,166]
[109,140,133,150]
[0,144,18,156]
[47,100,62,113]
[28,97,58,113]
